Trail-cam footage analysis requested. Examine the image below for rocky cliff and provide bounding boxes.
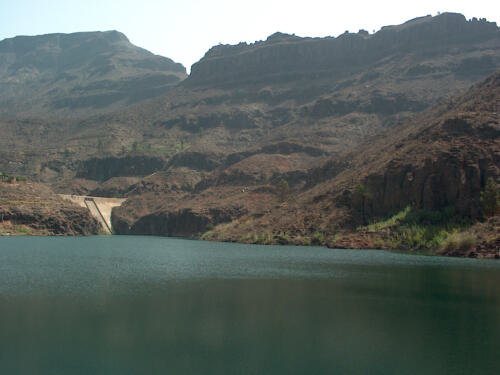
[188,13,499,87]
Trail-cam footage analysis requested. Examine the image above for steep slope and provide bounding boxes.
[201,69,500,256]
[0,31,186,117]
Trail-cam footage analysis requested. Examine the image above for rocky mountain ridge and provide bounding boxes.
[188,13,499,87]
[1,14,498,184]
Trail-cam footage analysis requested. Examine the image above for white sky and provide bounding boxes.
[1,0,499,71]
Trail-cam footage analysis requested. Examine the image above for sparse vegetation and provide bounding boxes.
[481,177,500,217]
[14,225,33,235]
[363,206,411,231]
[175,140,190,152]
[441,232,477,252]
[0,173,27,183]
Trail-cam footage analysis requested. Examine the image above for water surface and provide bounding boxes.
[0,236,499,374]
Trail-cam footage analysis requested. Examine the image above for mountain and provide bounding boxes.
[2,13,498,186]
[0,31,186,117]
[0,13,499,253]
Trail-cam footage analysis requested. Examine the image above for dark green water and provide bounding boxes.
[0,236,499,374]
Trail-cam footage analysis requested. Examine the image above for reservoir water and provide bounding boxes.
[0,236,499,374]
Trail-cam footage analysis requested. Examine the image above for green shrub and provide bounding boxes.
[200,230,213,240]
[481,177,500,217]
[312,231,326,245]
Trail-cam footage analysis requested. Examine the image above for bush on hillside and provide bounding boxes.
[481,177,500,217]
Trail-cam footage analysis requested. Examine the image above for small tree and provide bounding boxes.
[481,177,500,217]
[276,179,290,202]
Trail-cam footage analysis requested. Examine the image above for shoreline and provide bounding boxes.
[2,229,498,260]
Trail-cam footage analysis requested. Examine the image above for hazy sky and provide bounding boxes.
[1,0,499,71]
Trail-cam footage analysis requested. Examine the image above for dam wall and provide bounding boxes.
[59,195,126,234]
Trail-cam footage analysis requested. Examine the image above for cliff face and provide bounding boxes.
[349,71,500,221]
[113,206,245,237]
[188,13,499,87]
[0,31,187,116]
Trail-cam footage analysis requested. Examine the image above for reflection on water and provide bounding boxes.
[0,236,499,374]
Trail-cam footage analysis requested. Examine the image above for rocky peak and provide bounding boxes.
[0,30,185,76]
[266,32,300,43]
[0,31,187,116]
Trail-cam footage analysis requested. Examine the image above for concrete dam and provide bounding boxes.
[59,195,126,234]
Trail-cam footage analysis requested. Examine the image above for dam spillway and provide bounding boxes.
[59,195,126,234]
